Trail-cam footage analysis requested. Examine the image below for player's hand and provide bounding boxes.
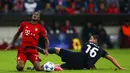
[5,44,13,50]
[44,50,48,57]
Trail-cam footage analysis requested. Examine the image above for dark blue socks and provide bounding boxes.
[37,47,56,54]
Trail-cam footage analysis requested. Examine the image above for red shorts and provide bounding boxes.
[17,47,41,63]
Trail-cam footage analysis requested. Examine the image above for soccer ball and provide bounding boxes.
[43,61,55,72]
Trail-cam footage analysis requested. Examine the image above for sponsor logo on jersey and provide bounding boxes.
[35,28,38,31]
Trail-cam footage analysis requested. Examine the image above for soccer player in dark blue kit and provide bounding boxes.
[30,35,125,70]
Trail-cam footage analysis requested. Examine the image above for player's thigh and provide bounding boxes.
[59,49,79,62]
[60,63,72,69]
[28,53,41,63]
[60,50,85,68]
[32,61,43,71]
[28,54,43,71]
[59,49,74,59]
[17,53,27,66]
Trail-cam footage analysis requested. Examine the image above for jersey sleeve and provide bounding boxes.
[102,50,108,57]
[40,26,48,38]
[18,22,24,31]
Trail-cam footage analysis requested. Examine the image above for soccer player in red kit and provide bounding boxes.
[5,12,49,71]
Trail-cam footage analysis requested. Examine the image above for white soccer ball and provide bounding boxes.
[43,61,55,72]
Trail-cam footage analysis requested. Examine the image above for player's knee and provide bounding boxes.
[16,65,24,71]
[16,60,25,71]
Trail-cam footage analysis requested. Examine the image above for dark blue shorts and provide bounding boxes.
[59,49,86,69]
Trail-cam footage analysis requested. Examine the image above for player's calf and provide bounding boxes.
[33,61,44,71]
[48,47,60,54]
[37,46,45,54]
[37,46,60,54]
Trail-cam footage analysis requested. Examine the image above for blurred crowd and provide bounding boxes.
[81,22,113,48]
[0,0,130,15]
[0,20,114,49]
[1,0,130,49]
[42,20,77,35]
[119,21,130,48]
[1,19,130,49]
[27,20,114,49]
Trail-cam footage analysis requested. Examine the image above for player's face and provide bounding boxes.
[89,36,97,44]
[32,12,40,21]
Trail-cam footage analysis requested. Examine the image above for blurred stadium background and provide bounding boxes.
[0,0,130,50]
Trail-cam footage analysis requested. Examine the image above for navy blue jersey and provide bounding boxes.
[81,42,108,67]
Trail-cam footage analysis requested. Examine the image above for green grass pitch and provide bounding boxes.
[0,49,130,73]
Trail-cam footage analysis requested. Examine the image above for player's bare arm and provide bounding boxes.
[44,37,49,56]
[105,55,126,70]
[5,30,22,50]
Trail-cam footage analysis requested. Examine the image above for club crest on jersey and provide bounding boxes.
[35,28,38,31]
[26,26,28,28]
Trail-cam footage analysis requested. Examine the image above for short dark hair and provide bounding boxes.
[92,35,100,44]
[92,35,99,40]
[33,11,41,16]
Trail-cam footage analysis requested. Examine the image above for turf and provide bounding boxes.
[0,49,130,73]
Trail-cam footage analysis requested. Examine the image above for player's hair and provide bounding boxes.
[32,11,41,24]
[92,35,100,44]
[33,11,41,17]
[37,11,41,14]
[92,35,99,40]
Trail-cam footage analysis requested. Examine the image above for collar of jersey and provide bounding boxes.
[89,42,99,48]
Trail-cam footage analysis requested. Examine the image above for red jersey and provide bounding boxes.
[18,21,47,47]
